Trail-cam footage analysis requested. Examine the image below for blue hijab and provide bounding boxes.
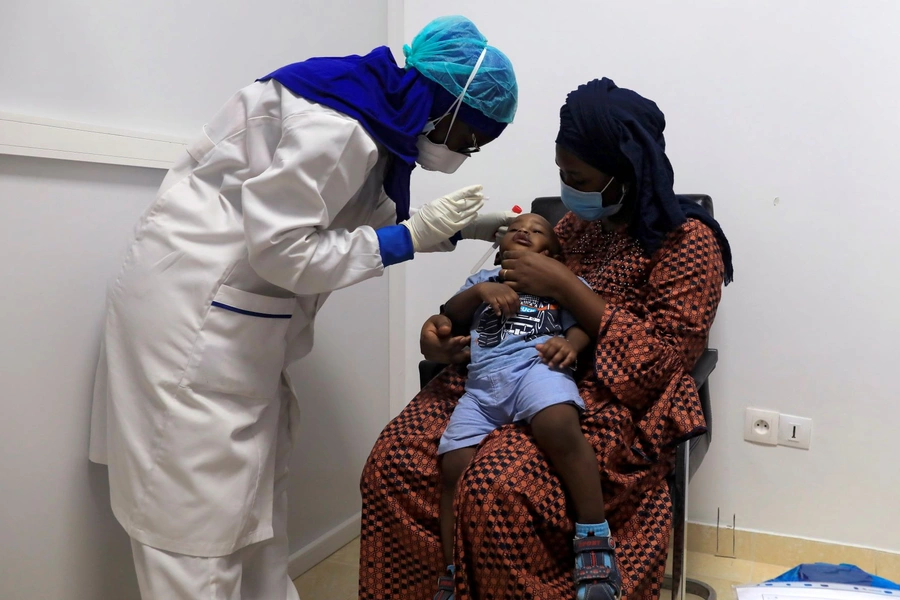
[556,78,733,284]
[260,46,506,222]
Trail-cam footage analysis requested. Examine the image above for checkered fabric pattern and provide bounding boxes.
[359,216,725,600]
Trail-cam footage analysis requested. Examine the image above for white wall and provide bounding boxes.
[0,157,161,600]
[285,275,391,559]
[0,0,386,138]
[401,0,900,552]
[0,2,389,598]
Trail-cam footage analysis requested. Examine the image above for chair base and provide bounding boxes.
[663,576,717,600]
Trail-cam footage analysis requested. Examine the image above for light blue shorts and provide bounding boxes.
[438,355,584,455]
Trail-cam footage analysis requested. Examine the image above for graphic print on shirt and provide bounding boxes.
[476,288,562,348]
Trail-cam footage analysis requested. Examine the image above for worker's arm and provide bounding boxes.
[242,112,387,295]
[242,110,484,295]
[371,192,519,252]
[370,197,457,253]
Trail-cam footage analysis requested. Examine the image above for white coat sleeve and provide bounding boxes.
[369,189,400,229]
[242,113,384,295]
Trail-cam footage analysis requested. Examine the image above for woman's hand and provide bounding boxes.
[476,282,520,318]
[500,251,577,298]
[420,314,471,364]
[536,336,578,369]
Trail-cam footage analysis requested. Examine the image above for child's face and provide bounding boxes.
[498,214,559,256]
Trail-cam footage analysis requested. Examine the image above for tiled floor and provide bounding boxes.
[293,537,360,600]
[674,552,795,600]
[292,537,796,600]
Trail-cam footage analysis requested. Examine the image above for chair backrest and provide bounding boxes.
[531,197,570,227]
[683,194,714,217]
[531,194,714,226]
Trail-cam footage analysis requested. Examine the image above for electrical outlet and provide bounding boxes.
[744,408,780,445]
[778,414,812,450]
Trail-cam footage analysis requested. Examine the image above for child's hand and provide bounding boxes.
[536,337,578,369]
[476,282,520,318]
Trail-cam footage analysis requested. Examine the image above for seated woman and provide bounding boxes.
[359,78,734,600]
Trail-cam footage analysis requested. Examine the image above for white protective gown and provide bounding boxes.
[89,79,402,557]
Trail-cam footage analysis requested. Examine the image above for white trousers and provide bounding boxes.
[131,396,300,600]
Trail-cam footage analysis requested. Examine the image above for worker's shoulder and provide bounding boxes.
[238,79,381,155]
[273,86,365,130]
[235,80,363,126]
[287,103,380,158]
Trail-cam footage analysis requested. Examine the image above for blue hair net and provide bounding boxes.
[403,15,518,124]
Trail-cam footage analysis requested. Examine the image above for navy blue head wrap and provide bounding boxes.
[260,46,506,222]
[556,78,733,284]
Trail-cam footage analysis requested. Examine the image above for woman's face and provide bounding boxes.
[555,144,618,204]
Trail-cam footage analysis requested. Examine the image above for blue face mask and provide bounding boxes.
[560,177,625,221]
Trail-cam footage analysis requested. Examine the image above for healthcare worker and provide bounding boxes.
[88,15,518,599]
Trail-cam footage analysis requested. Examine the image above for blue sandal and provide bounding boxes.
[573,535,622,600]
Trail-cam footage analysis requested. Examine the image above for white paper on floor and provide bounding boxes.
[736,582,899,600]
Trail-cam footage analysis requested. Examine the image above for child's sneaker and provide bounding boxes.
[573,534,622,600]
[433,569,455,600]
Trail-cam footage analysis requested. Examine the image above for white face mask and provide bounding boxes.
[415,134,468,173]
[414,47,487,174]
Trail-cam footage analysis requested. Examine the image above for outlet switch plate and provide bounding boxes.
[744,408,780,445]
[778,414,812,450]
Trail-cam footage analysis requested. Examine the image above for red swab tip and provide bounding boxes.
[512,205,523,213]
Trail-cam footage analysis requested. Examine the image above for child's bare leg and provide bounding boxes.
[531,403,620,600]
[439,447,477,566]
[530,404,605,523]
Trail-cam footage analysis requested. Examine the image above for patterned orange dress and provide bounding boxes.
[359,213,725,600]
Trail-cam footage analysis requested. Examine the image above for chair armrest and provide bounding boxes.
[419,360,448,389]
[688,348,717,471]
[691,349,718,389]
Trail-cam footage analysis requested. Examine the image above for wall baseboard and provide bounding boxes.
[687,522,900,581]
[288,518,900,583]
[288,512,361,580]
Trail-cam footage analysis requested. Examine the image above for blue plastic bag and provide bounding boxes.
[770,563,900,591]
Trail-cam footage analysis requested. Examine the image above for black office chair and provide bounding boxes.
[419,196,719,600]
